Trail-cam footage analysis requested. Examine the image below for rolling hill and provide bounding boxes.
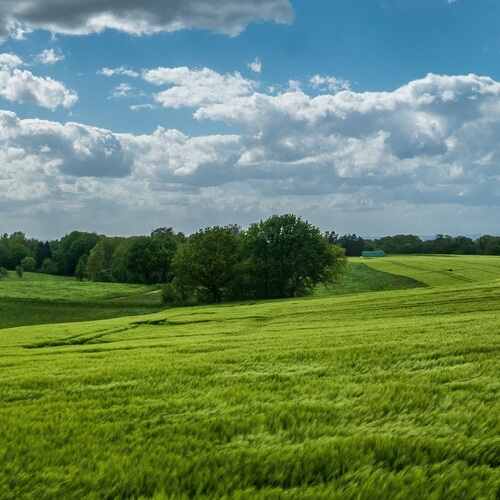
[0,256,499,498]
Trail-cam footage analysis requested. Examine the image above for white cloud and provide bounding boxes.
[0,52,22,67]
[99,66,140,78]
[3,72,500,236]
[0,53,77,109]
[248,58,262,74]
[36,48,64,65]
[143,66,257,109]
[111,83,134,98]
[310,74,351,93]
[0,0,294,40]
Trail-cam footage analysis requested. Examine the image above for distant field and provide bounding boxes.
[1,256,499,498]
[0,271,157,301]
[315,262,424,297]
[0,264,423,329]
[0,272,162,329]
[361,254,500,287]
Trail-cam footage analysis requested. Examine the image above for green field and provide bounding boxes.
[0,272,162,329]
[1,256,499,498]
[363,254,500,287]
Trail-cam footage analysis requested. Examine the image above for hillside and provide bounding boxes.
[362,254,500,287]
[0,272,162,329]
[1,255,499,498]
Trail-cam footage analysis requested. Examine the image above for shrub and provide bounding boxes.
[16,265,23,278]
[41,258,58,275]
[0,267,8,279]
[21,256,37,272]
[161,279,196,307]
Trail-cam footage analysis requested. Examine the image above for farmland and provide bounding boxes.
[0,256,499,498]
[0,272,162,329]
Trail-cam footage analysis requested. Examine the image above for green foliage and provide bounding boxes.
[124,233,177,284]
[335,233,365,257]
[172,226,241,303]
[0,232,36,269]
[52,231,100,276]
[373,234,424,254]
[478,235,500,255]
[75,255,88,281]
[21,256,36,272]
[86,238,121,281]
[40,258,58,275]
[15,265,23,278]
[0,267,7,279]
[244,214,344,298]
[161,278,196,307]
[1,256,499,498]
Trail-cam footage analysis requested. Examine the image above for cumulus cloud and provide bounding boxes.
[3,71,500,236]
[0,110,131,177]
[36,48,64,65]
[0,52,22,67]
[0,53,77,109]
[143,66,257,109]
[0,0,294,40]
[310,74,351,93]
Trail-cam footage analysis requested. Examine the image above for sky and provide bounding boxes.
[1,0,500,239]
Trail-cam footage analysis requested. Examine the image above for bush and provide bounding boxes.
[161,279,196,307]
[41,258,58,275]
[16,265,23,278]
[21,256,37,272]
[0,267,8,279]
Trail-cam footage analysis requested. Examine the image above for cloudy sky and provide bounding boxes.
[1,0,500,238]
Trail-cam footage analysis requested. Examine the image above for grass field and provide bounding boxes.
[0,263,421,330]
[1,256,499,498]
[315,261,424,297]
[0,272,162,329]
[362,254,500,287]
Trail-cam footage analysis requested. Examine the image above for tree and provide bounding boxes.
[52,231,99,276]
[336,234,365,257]
[15,265,23,278]
[75,256,88,281]
[376,234,423,254]
[172,227,241,303]
[41,258,58,275]
[243,214,346,298]
[21,256,36,272]
[478,235,500,255]
[86,238,121,282]
[35,241,52,269]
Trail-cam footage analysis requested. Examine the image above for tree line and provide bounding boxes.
[0,215,346,305]
[2,219,500,304]
[328,233,500,257]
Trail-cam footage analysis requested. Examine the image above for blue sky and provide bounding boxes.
[1,0,500,238]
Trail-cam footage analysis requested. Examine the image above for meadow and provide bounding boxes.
[0,272,162,329]
[0,256,499,498]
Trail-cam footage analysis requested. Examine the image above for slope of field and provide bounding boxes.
[315,262,424,297]
[0,272,162,329]
[362,254,500,287]
[1,264,499,498]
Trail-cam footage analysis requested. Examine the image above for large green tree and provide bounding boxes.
[172,227,240,303]
[243,214,346,298]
